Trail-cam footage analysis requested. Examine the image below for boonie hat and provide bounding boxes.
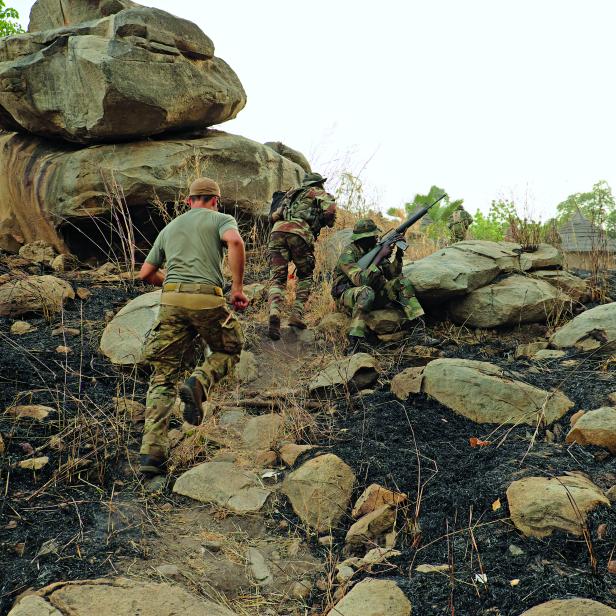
[189,177,221,197]
[352,218,381,241]
[302,172,327,187]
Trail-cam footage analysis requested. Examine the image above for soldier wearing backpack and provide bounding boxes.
[267,172,337,340]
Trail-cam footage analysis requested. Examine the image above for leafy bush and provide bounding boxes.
[0,1,23,37]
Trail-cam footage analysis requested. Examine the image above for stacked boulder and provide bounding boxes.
[404,240,585,328]
[0,0,304,253]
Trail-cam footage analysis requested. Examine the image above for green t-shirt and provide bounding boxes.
[145,208,238,287]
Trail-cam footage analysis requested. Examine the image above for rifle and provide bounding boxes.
[356,194,447,270]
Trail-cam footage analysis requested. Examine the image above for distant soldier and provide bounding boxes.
[332,218,427,354]
[447,204,473,242]
[267,172,337,340]
[137,178,248,476]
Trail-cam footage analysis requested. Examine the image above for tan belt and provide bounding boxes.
[162,282,223,296]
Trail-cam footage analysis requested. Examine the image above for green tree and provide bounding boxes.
[556,180,616,238]
[0,0,23,37]
[470,199,517,241]
[404,186,463,240]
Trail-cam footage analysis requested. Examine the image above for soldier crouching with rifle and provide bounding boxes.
[332,196,445,354]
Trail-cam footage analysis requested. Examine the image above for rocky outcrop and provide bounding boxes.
[550,303,616,355]
[28,0,138,31]
[0,131,303,251]
[0,4,246,142]
[264,141,311,173]
[531,269,589,302]
[330,579,411,616]
[507,474,609,537]
[566,407,616,453]
[448,275,571,328]
[0,275,74,317]
[414,358,573,426]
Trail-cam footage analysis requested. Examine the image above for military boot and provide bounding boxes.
[139,453,166,476]
[179,376,205,426]
[268,315,281,340]
[288,315,307,330]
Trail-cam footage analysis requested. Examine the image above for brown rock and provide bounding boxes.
[18,456,49,470]
[352,484,407,518]
[76,288,92,301]
[520,598,616,615]
[570,410,586,426]
[0,433,4,455]
[309,353,379,394]
[55,346,72,354]
[18,241,56,264]
[0,276,74,317]
[566,407,616,453]
[514,341,549,359]
[390,367,424,400]
[51,327,81,337]
[254,450,277,467]
[10,321,35,335]
[241,414,283,451]
[345,505,396,549]
[608,392,616,406]
[6,405,53,420]
[51,254,80,273]
[279,443,314,466]
[330,578,411,616]
[112,397,145,422]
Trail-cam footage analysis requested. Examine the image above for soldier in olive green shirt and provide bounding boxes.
[138,177,248,476]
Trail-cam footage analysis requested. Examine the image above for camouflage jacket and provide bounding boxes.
[271,186,337,245]
[447,208,473,229]
[332,241,402,295]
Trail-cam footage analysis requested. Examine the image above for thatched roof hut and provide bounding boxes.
[558,212,616,252]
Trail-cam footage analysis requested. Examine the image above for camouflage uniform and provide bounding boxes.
[268,173,336,320]
[447,206,473,242]
[141,293,243,460]
[332,220,424,338]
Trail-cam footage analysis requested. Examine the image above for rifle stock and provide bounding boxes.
[356,194,447,270]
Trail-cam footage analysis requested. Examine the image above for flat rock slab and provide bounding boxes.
[519,243,564,270]
[0,276,74,317]
[531,269,589,302]
[173,461,271,513]
[507,474,610,537]
[420,358,573,426]
[100,290,161,365]
[241,413,284,451]
[550,303,616,355]
[566,407,616,453]
[448,274,570,328]
[309,353,379,393]
[521,598,616,615]
[8,578,237,615]
[281,453,355,532]
[331,578,411,616]
[0,4,245,142]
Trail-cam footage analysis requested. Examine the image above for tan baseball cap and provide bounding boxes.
[189,177,221,197]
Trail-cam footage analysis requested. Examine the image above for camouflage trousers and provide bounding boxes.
[140,302,244,459]
[449,223,469,243]
[337,277,424,337]
[267,231,315,318]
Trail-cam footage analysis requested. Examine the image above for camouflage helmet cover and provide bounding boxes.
[302,172,327,186]
[352,218,381,241]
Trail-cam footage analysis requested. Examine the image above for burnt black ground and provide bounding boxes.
[324,338,616,615]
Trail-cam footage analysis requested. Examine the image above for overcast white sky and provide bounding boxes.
[10,0,616,218]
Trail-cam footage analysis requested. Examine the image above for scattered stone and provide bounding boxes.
[514,341,549,359]
[508,544,525,556]
[336,564,355,583]
[330,578,411,616]
[316,312,350,337]
[237,350,259,384]
[279,443,314,466]
[415,563,451,574]
[51,327,81,337]
[352,484,407,518]
[6,405,53,420]
[10,321,35,335]
[289,579,312,600]
[507,474,610,537]
[309,353,379,394]
[345,505,396,550]
[97,262,120,276]
[18,241,56,264]
[533,349,566,360]
[566,407,616,453]
[113,397,146,423]
[247,547,273,587]
[55,346,72,354]
[531,270,589,302]
[361,547,402,567]
[606,486,616,503]
[76,287,92,301]
[366,308,406,335]
[0,276,74,317]
[521,598,616,615]
[7,578,237,616]
[100,291,161,364]
[51,254,80,273]
[390,367,424,400]
[448,275,571,328]
[281,454,355,532]
[318,535,334,547]
[421,358,573,426]
[18,456,49,471]
[173,461,271,513]
[0,433,4,455]
[550,303,616,355]
[155,564,182,579]
[609,392,616,405]
[254,450,277,467]
[241,414,283,451]
[202,538,223,552]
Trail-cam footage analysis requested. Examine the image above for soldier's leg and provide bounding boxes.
[267,233,290,318]
[384,278,425,321]
[140,306,193,464]
[288,235,315,323]
[191,305,244,394]
[340,286,376,338]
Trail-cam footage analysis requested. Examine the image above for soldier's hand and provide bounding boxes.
[231,289,249,311]
[378,242,394,259]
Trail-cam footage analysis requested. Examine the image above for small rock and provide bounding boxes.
[6,405,53,420]
[514,341,549,359]
[509,544,525,556]
[361,547,402,567]
[330,578,411,616]
[113,397,146,423]
[352,484,407,518]
[416,563,451,574]
[606,486,616,503]
[345,505,396,550]
[309,353,379,394]
[155,564,182,579]
[570,410,586,427]
[19,240,56,264]
[316,312,349,337]
[566,407,616,453]
[51,253,80,272]
[279,443,314,466]
[202,538,223,552]
[533,349,566,360]
[289,579,312,600]
[56,345,72,354]
[51,327,81,337]
[76,287,91,301]
[242,414,283,451]
[318,535,334,547]
[609,392,616,406]
[254,450,277,467]
[19,456,49,470]
[390,367,424,400]
[336,564,355,583]
[97,262,120,276]
[10,321,35,335]
[237,350,259,384]
[247,547,273,587]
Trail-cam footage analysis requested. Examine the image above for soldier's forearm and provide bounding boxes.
[227,239,245,290]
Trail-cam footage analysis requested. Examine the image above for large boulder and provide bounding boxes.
[330,579,411,616]
[531,269,589,302]
[0,275,74,317]
[521,599,616,615]
[550,303,616,355]
[418,358,573,425]
[448,275,571,328]
[0,4,246,142]
[99,290,160,364]
[0,131,303,251]
[8,578,236,615]
[566,407,616,453]
[507,474,609,537]
[281,454,355,532]
[264,141,311,173]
